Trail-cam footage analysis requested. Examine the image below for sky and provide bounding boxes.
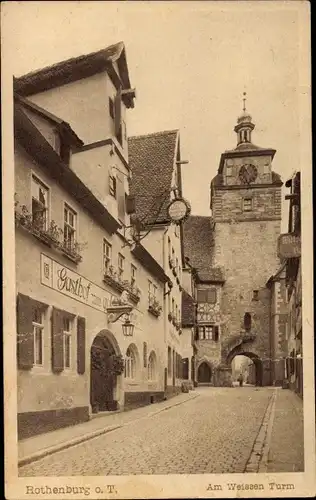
[2,1,309,229]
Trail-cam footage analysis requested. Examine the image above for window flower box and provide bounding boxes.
[103,266,125,293]
[148,298,162,318]
[15,203,85,264]
[122,281,141,305]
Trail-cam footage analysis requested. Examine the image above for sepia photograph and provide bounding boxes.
[2,1,314,498]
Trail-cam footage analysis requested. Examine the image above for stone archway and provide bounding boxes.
[227,348,264,387]
[90,330,122,413]
[197,361,213,385]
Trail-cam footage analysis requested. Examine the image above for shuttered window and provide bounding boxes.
[17,294,35,370]
[77,316,86,375]
[51,307,65,373]
[17,294,48,370]
[116,172,126,223]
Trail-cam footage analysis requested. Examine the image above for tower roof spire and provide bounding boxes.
[242,91,247,113]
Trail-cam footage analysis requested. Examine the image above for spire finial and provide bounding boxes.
[242,91,247,113]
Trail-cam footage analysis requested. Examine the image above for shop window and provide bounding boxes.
[103,239,112,274]
[148,351,157,381]
[64,204,77,251]
[31,175,49,230]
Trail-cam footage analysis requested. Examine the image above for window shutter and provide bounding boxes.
[114,91,122,142]
[17,294,34,370]
[51,307,64,373]
[117,172,126,222]
[77,316,86,375]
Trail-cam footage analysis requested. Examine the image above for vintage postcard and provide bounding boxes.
[2,1,314,498]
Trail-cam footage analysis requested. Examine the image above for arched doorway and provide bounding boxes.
[228,350,264,387]
[197,362,212,384]
[90,331,122,413]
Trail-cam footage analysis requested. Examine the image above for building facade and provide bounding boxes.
[14,43,193,439]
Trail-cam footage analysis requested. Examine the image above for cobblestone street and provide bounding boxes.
[19,387,304,476]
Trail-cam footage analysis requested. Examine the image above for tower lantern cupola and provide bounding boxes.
[234,92,255,146]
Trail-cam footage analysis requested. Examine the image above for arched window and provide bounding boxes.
[244,312,252,331]
[148,351,157,381]
[125,346,137,379]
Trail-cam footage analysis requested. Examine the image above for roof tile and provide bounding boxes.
[128,130,178,225]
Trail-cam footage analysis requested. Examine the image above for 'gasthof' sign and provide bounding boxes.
[40,254,112,313]
[277,233,301,259]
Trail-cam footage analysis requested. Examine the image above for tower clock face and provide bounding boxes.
[239,164,258,184]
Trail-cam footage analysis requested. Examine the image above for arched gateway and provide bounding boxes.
[197,361,213,385]
[227,349,264,387]
[90,330,123,413]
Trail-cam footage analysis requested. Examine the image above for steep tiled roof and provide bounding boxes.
[182,290,195,327]
[14,42,135,107]
[128,130,179,225]
[183,216,225,283]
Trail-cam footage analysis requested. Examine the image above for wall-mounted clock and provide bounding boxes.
[239,164,258,184]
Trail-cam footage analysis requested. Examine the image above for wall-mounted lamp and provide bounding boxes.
[107,294,135,336]
[122,317,134,337]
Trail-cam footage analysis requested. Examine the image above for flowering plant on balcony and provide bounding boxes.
[122,281,141,305]
[15,202,85,263]
[104,265,125,293]
[148,297,162,317]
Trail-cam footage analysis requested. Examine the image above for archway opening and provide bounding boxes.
[230,352,263,387]
[197,362,212,385]
[90,331,121,413]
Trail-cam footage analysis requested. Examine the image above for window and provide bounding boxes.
[148,351,157,381]
[226,166,233,177]
[176,257,179,271]
[63,317,71,369]
[32,307,44,366]
[244,312,252,331]
[253,290,259,301]
[243,198,253,212]
[168,237,171,258]
[118,254,125,280]
[172,297,175,315]
[198,325,219,341]
[131,264,137,288]
[175,304,178,322]
[197,288,217,304]
[103,239,112,273]
[109,174,117,197]
[167,347,172,376]
[64,204,77,250]
[148,280,157,305]
[31,175,49,230]
[125,347,136,379]
[109,97,115,120]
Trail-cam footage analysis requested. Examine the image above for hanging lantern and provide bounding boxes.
[122,317,134,337]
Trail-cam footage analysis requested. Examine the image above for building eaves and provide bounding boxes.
[14,93,84,148]
[131,243,170,284]
[14,41,135,108]
[14,103,120,235]
[128,130,179,225]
